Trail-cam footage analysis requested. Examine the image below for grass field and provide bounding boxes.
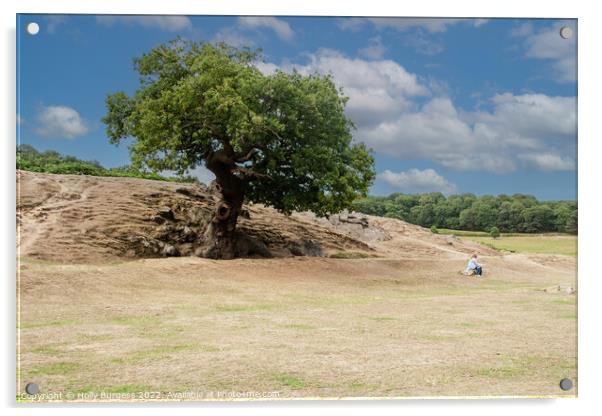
[17,255,577,401]
[437,229,577,256]
[465,235,576,256]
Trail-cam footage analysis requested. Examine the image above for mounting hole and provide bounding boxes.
[559,378,573,391]
[25,382,39,395]
[559,26,572,39]
[26,22,40,35]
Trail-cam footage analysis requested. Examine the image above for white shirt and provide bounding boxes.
[466,258,479,271]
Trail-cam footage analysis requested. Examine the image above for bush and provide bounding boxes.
[430,225,439,234]
[489,226,500,239]
[17,145,198,183]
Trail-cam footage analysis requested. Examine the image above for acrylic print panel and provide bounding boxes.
[16,14,577,401]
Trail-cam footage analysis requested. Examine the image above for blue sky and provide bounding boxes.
[16,15,577,200]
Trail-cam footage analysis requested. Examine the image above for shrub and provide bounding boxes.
[430,225,439,234]
[489,226,500,239]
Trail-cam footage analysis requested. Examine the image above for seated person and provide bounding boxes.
[466,253,483,276]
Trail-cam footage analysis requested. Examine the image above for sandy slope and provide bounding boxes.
[16,170,496,263]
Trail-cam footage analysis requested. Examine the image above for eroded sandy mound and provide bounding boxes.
[16,170,496,263]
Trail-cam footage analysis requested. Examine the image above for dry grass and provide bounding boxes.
[17,255,577,401]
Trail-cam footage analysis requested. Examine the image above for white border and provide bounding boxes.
[2,1,601,415]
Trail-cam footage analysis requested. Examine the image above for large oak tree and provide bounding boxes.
[103,40,375,259]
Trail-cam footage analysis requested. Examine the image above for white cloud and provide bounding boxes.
[358,93,575,173]
[519,153,575,171]
[338,17,489,33]
[513,21,576,83]
[95,15,192,32]
[369,17,466,33]
[257,50,576,174]
[238,16,294,41]
[358,37,386,59]
[257,49,429,129]
[34,105,89,139]
[473,19,490,28]
[403,33,444,56]
[377,169,457,194]
[213,27,255,48]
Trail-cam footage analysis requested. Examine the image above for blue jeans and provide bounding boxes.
[475,266,483,276]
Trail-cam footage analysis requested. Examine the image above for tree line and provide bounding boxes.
[352,192,577,234]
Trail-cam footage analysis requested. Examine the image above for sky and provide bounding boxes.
[16,14,577,200]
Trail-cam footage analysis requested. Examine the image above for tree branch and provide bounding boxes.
[235,148,259,163]
[232,167,272,181]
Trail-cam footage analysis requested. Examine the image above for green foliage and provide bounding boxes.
[16,144,198,183]
[430,225,439,234]
[353,193,577,234]
[103,39,375,216]
[489,226,500,239]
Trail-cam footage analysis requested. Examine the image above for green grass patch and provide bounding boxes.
[282,323,315,330]
[367,316,397,321]
[416,334,463,342]
[111,343,212,365]
[456,322,481,328]
[30,361,80,376]
[273,373,316,390]
[438,229,491,237]
[76,333,116,343]
[29,345,64,355]
[468,354,576,381]
[19,319,79,330]
[73,384,153,395]
[349,382,370,390]
[550,298,575,306]
[463,235,577,256]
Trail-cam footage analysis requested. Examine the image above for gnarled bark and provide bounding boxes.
[198,150,246,259]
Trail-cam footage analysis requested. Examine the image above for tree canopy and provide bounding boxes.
[103,39,375,217]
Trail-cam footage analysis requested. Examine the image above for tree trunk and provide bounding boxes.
[199,151,245,259]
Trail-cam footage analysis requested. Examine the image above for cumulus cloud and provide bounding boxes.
[257,49,429,129]
[339,17,488,33]
[34,105,89,139]
[96,15,192,32]
[256,50,576,174]
[359,93,576,173]
[238,16,294,41]
[512,21,577,83]
[519,153,575,171]
[377,169,457,194]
